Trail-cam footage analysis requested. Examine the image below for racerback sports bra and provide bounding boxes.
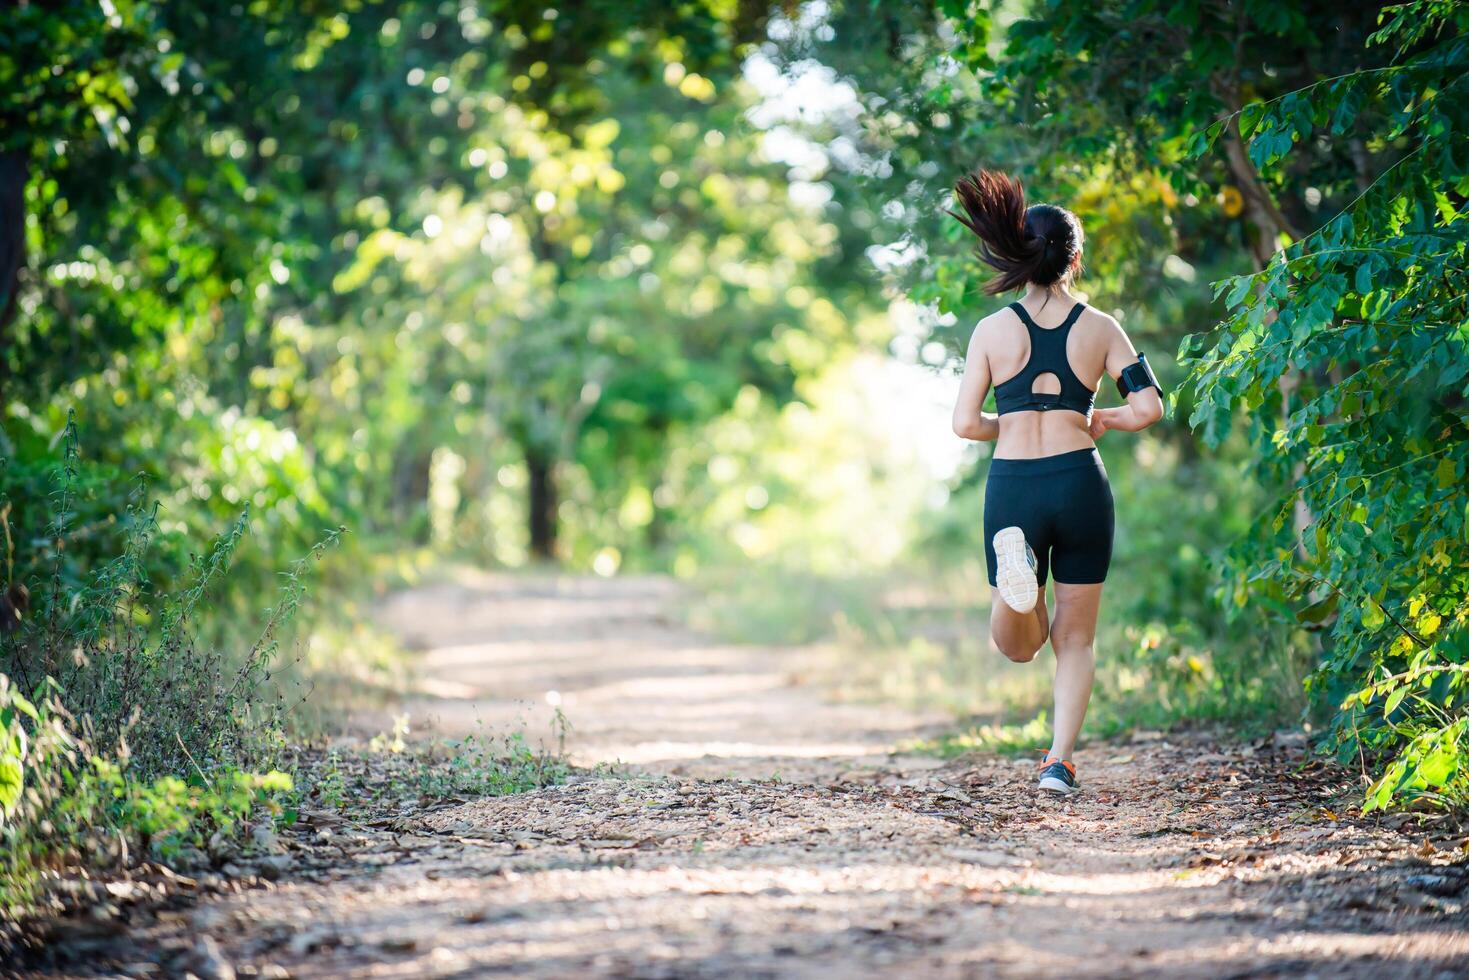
[993,301,1097,417]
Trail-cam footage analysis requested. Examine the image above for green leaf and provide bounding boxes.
[8,695,37,722]
[1383,685,1408,718]
[1297,593,1339,624]
[1239,102,1263,138]
[1436,456,1457,488]
[0,755,22,815]
[1417,746,1457,787]
[1354,262,1374,297]
[1224,275,1254,309]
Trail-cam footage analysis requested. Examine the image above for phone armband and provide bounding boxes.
[1116,352,1162,399]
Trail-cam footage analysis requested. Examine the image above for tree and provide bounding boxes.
[1184,2,1469,809]
[320,43,854,560]
[1,1,780,569]
[1,1,769,400]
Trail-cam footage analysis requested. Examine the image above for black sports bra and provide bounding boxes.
[993,302,1097,417]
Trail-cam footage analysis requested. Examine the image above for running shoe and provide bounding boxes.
[1037,757,1079,795]
[992,526,1038,613]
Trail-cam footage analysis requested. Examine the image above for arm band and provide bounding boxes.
[1115,352,1162,399]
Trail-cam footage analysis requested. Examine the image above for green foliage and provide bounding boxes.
[1,1,768,391]
[0,685,38,817]
[3,1,874,573]
[2,417,342,775]
[0,421,338,918]
[0,674,296,914]
[1181,2,1469,811]
[306,726,570,807]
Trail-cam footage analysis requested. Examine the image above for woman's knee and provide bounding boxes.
[1050,639,1095,663]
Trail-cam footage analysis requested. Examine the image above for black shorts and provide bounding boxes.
[983,448,1114,588]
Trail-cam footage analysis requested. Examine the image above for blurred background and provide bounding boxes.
[2,0,1465,825]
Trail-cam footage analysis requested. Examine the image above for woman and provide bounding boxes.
[948,170,1164,795]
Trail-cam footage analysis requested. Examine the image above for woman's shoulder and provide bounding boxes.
[1076,302,1122,332]
[1075,304,1129,347]
[974,303,1025,334]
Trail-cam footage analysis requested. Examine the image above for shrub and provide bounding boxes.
[0,414,334,918]
[1183,3,1469,811]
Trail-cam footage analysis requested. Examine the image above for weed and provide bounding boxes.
[0,419,335,921]
[291,726,568,814]
[692,557,1307,758]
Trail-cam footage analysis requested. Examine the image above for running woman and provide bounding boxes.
[948,170,1165,795]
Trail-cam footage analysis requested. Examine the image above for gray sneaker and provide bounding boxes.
[993,526,1038,613]
[1038,758,1079,795]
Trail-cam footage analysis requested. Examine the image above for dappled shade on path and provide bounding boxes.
[50,573,1469,978]
[374,570,953,778]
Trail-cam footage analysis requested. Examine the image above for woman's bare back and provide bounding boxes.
[978,290,1126,459]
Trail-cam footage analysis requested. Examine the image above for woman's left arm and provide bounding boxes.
[1090,317,1164,438]
[952,322,999,442]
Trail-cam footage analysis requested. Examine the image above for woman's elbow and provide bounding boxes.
[952,416,981,440]
[1138,393,1165,427]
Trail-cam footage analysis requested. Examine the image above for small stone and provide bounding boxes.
[190,936,236,980]
[255,854,294,881]
[289,927,342,956]
[251,825,282,853]
[1406,872,1469,897]
[379,936,418,952]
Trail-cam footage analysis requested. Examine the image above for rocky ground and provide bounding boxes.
[13,572,1469,979]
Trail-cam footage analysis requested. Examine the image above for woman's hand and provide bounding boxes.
[1089,395,1164,439]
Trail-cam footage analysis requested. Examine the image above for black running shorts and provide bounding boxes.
[983,448,1114,588]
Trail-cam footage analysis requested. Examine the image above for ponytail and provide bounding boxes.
[949,169,1083,295]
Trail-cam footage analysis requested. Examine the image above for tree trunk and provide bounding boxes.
[526,448,558,561]
[0,150,28,389]
[646,499,668,553]
[1212,76,1313,555]
[395,446,433,544]
[1218,116,1300,267]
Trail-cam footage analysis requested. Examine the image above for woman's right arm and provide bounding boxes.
[952,321,1000,442]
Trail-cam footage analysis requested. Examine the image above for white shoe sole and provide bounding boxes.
[1038,776,1079,795]
[992,526,1038,613]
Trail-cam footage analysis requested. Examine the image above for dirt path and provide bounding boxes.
[57,572,1469,978]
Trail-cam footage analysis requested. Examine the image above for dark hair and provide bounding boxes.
[948,169,1084,295]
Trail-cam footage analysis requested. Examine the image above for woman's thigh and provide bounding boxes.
[1048,458,1113,586]
[1048,581,1103,652]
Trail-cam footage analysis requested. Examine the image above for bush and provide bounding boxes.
[0,675,295,914]
[0,416,334,918]
[1183,4,1469,811]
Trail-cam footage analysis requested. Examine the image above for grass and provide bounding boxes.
[288,713,571,814]
[0,428,564,927]
[689,556,1312,758]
